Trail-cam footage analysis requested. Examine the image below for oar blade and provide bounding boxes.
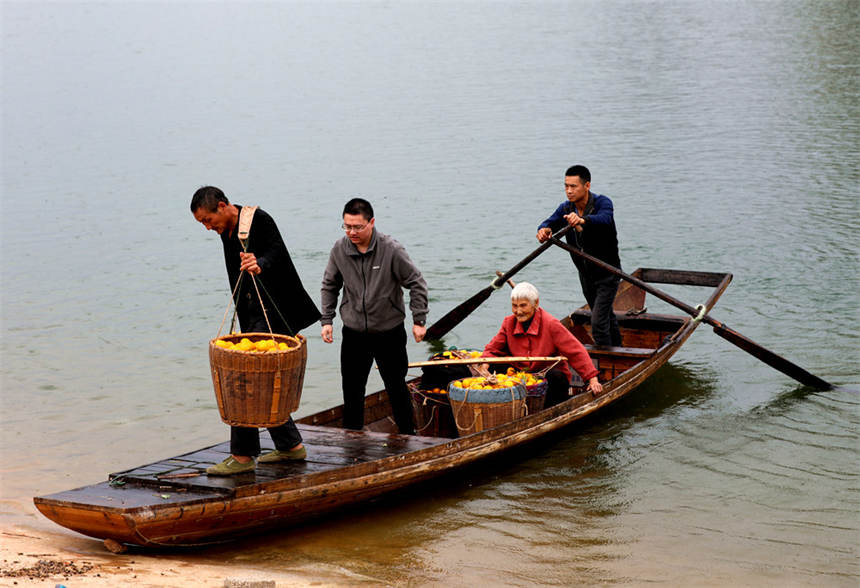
[546,237,833,390]
[712,323,833,390]
[425,286,494,340]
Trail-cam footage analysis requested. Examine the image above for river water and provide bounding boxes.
[1,1,857,585]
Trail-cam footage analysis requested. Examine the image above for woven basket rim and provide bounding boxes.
[210,332,305,354]
[448,382,527,403]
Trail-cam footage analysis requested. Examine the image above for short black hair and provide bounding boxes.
[564,165,591,183]
[343,197,374,221]
[191,186,229,213]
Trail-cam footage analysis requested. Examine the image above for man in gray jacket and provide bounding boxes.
[321,198,428,434]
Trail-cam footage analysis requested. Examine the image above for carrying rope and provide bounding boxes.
[413,389,451,433]
[250,278,295,336]
[534,357,564,378]
[451,385,527,432]
[217,269,245,337]
[692,304,707,324]
[215,205,294,339]
[452,388,476,431]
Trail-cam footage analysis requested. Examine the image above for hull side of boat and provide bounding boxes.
[33,268,732,547]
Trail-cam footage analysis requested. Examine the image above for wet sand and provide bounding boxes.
[0,524,316,588]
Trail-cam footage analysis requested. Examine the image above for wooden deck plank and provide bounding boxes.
[638,267,728,287]
[570,308,686,330]
[296,424,443,449]
[39,481,225,509]
[105,426,450,495]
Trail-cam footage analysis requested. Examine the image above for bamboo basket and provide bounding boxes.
[209,333,307,427]
[524,379,548,414]
[410,388,458,438]
[448,382,527,436]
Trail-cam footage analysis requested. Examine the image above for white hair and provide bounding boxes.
[510,282,539,304]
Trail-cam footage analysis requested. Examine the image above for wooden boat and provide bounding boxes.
[34,268,732,550]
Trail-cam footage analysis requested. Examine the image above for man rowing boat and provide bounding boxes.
[537,165,622,347]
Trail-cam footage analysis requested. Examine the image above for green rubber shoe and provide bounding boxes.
[257,446,307,463]
[206,456,255,476]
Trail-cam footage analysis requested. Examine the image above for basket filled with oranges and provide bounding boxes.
[503,368,548,414]
[208,333,307,427]
[447,374,527,436]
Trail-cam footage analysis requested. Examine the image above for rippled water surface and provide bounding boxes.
[1,1,858,585]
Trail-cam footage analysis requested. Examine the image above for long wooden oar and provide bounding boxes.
[548,236,833,390]
[425,225,572,340]
[408,355,566,368]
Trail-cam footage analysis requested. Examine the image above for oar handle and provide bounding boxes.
[424,225,572,340]
[495,271,515,289]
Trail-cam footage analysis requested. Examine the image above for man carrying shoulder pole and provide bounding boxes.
[191,186,321,475]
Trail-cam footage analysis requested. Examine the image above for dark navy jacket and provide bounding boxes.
[537,192,621,281]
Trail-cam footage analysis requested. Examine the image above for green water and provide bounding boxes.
[1,1,857,585]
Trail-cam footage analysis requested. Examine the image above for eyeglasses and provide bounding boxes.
[341,223,369,233]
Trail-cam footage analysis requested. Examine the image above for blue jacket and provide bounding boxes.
[538,192,621,280]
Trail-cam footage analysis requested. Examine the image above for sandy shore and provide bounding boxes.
[0,525,316,588]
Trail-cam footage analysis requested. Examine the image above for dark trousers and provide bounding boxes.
[231,419,303,456]
[580,274,622,346]
[341,324,415,434]
[229,315,303,456]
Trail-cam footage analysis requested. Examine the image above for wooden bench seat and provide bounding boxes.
[583,344,655,359]
[579,344,655,383]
